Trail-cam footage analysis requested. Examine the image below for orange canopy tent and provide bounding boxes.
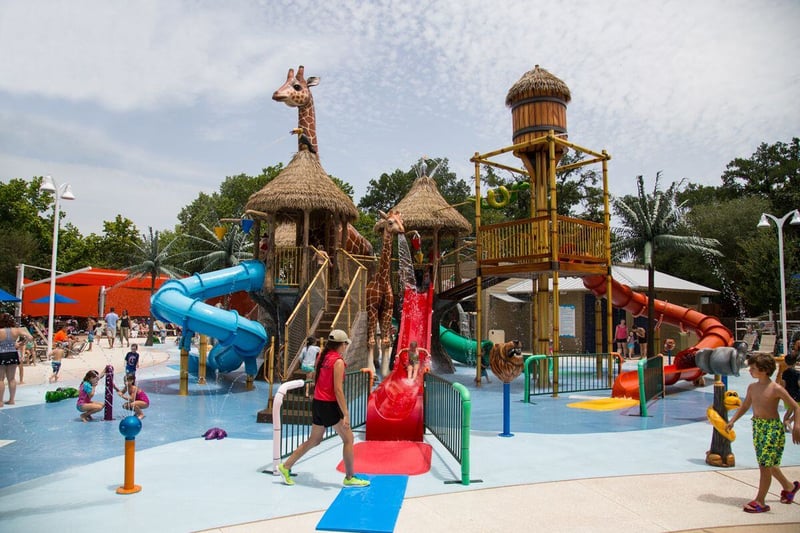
[22,268,172,319]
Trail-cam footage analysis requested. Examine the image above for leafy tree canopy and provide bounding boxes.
[720,137,799,214]
[358,158,471,218]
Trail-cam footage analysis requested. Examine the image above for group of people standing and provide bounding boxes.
[101,308,134,348]
[614,318,648,359]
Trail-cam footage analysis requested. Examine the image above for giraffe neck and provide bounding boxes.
[298,96,318,154]
[377,229,393,284]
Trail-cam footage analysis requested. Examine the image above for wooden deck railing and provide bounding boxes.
[281,251,329,378]
[330,251,369,334]
[478,215,605,268]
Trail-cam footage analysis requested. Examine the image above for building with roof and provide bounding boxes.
[483,265,719,354]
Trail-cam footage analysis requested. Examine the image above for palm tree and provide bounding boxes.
[125,227,187,346]
[612,173,722,353]
[182,223,253,309]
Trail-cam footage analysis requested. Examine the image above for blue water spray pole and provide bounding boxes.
[499,382,514,437]
[117,415,142,494]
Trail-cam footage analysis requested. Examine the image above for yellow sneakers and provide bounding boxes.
[343,475,370,487]
[277,463,294,486]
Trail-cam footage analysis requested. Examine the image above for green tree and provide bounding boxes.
[660,195,771,317]
[177,166,284,259]
[721,137,800,215]
[124,227,186,346]
[479,150,604,223]
[0,177,63,291]
[183,224,253,272]
[613,173,722,352]
[329,175,355,199]
[182,224,253,309]
[97,216,141,267]
[358,158,471,217]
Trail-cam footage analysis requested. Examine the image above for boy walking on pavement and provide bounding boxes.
[726,352,800,513]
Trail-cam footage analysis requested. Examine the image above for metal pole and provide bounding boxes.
[40,176,75,352]
[758,210,800,357]
[46,193,60,352]
[777,219,788,357]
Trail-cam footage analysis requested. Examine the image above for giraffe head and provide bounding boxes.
[378,209,405,235]
[272,65,319,108]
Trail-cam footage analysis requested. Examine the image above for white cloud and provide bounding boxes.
[0,0,798,234]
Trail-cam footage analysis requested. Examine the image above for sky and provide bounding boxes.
[1,0,798,236]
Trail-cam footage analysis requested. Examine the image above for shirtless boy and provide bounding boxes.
[726,352,800,512]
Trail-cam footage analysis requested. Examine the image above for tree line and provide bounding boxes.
[1,137,797,321]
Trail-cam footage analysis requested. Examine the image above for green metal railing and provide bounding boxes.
[638,356,665,417]
[523,352,621,401]
[278,370,371,458]
[423,373,473,485]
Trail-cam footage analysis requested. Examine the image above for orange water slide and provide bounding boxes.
[582,274,734,398]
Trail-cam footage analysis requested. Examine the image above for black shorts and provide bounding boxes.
[312,399,343,427]
[0,351,19,365]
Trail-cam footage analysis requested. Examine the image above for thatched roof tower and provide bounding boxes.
[505,64,571,106]
[506,65,570,157]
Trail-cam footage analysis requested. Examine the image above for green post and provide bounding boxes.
[452,382,471,486]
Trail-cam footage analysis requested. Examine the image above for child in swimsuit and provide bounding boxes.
[76,369,104,422]
[48,347,64,383]
[404,340,429,380]
[115,373,149,419]
[726,352,800,513]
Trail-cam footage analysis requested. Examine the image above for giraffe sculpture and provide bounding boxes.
[273,65,372,259]
[272,65,320,154]
[345,224,373,256]
[366,209,405,376]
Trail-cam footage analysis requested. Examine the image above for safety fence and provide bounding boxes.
[423,373,473,485]
[278,370,371,459]
[523,352,622,400]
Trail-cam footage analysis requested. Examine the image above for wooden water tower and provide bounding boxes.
[471,65,612,383]
[509,65,571,357]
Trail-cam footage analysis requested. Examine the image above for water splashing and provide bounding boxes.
[396,234,415,289]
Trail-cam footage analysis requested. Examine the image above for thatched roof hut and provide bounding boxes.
[246,150,357,222]
[245,149,358,289]
[391,174,472,294]
[393,176,471,236]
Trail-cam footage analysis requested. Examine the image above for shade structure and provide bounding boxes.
[0,288,21,302]
[31,293,79,305]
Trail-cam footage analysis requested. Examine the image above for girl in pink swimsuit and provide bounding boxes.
[115,374,149,419]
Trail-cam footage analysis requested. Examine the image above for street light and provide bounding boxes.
[40,175,76,353]
[757,209,800,357]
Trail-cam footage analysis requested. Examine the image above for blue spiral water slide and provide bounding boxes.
[150,260,268,375]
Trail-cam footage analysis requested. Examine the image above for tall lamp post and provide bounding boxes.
[40,175,76,352]
[757,209,800,357]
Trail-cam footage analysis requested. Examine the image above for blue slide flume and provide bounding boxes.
[150,260,268,375]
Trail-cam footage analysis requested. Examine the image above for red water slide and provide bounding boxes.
[582,275,734,398]
[365,284,434,441]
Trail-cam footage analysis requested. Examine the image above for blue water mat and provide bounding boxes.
[317,474,408,533]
